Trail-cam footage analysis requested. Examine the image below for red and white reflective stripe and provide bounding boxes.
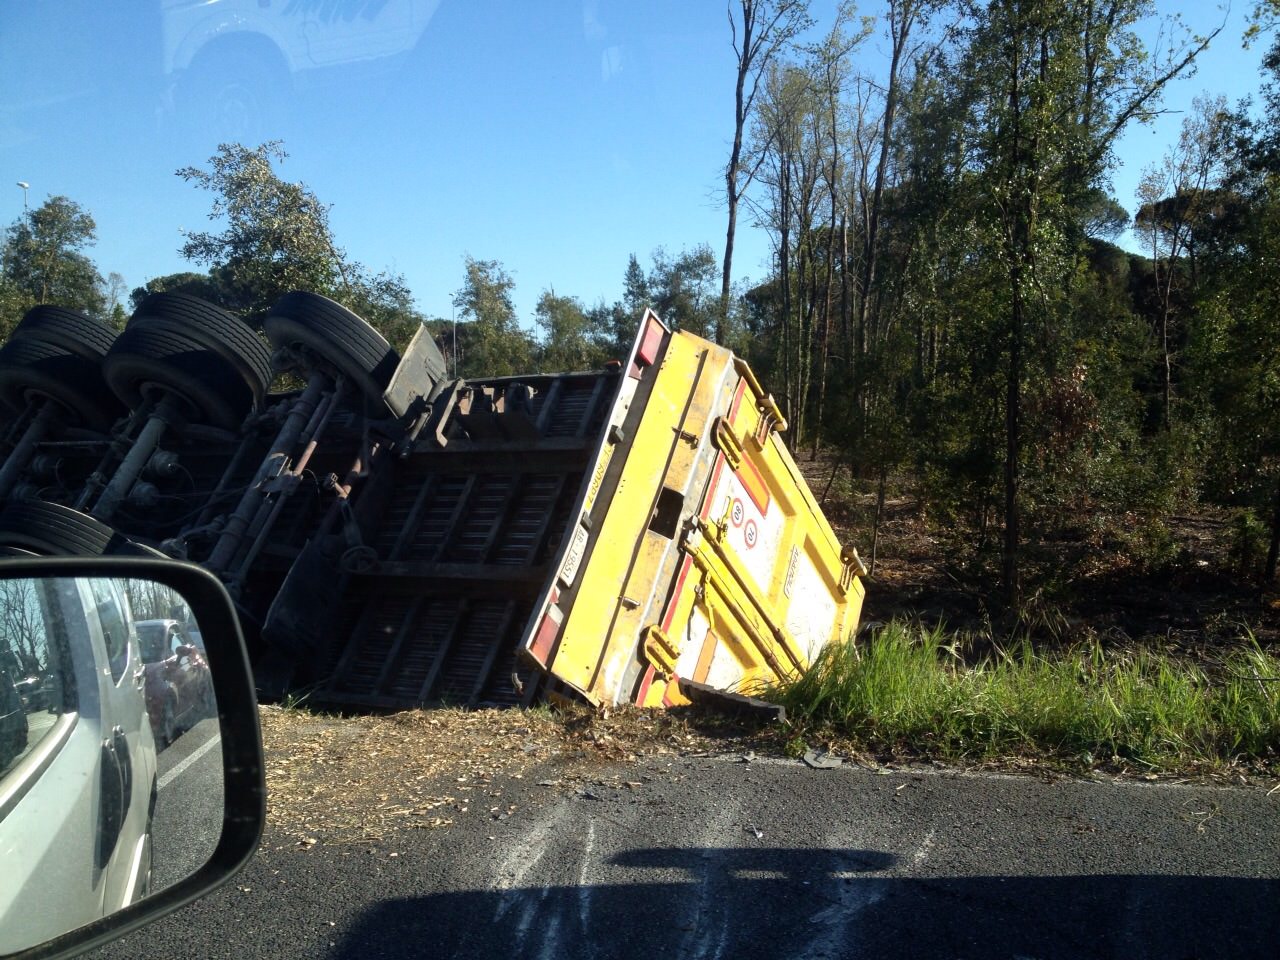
[529,588,564,666]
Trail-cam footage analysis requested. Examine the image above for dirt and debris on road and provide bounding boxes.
[259,703,755,844]
[259,700,1279,847]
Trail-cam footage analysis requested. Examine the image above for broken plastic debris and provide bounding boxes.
[745,823,764,839]
[802,749,844,770]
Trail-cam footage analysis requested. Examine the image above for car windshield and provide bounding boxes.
[3,2,1280,959]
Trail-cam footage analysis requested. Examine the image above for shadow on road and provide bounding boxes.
[330,846,1279,960]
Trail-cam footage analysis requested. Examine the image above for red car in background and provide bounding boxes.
[135,618,213,747]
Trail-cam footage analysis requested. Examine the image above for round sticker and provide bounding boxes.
[730,498,745,528]
[744,519,758,548]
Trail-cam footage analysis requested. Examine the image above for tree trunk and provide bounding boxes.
[779,167,794,422]
[719,8,753,347]
[853,0,913,435]
[1265,475,1280,583]
[1161,306,1172,431]
[1004,264,1023,609]
[871,463,888,575]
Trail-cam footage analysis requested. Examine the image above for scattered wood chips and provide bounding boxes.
[258,703,735,844]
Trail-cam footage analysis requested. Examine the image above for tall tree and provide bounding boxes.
[450,256,534,377]
[176,140,425,349]
[535,291,610,372]
[720,0,813,345]
[178,141,347,320]
[804,4,868,456]
[852,0,935,442]
[1135,95,1229,430]
[622,254,650,318]
[648,245,721,339]
[957,0,1216,605]
[1,195,106,328]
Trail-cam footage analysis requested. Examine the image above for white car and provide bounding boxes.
[0,578,157,954]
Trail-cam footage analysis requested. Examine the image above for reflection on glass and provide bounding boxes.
[0,577,223,955]
[0,578,72,780]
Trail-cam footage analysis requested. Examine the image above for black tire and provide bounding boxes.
[0,500,121,556]
[159,696,177,748]
[0,337,126,431]
[104,323,263,431]
[12,305,119,360]
[264,292,399,418]
[129,293,273,405]
[177,39,289,146]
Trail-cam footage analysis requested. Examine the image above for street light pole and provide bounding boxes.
[15,181,29,211]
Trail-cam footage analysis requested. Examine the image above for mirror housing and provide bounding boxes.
[0,557,264,960]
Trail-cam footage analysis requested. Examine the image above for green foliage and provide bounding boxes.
[762,621,1280,770]
[173,141,424,350]
[0,195,107,333]
[341,269,425,355]
[130,271,228,311]
[177,141,345,320]
[1229,509,1270,579]
[450,256,534,377]
[534,291,611,372]
[646,245,720,339]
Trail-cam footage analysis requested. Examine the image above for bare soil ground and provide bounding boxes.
[795,453,1280,655]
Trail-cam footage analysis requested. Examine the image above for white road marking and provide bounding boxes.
[493,803,565,926]
[577,819,595,930]
[158,733,221,790]
[909,829,936,870]
[682,799,740,960]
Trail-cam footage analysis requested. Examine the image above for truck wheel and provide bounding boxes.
[11,305,119,360]
[104,317,271,432]
[178,39,288,146]
[0,336,126,432]
[160,696,178,747]
[263,292,399,418]
[128,293,273,407]
[0,500,127,556]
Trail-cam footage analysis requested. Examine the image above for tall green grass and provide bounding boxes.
[763,622,1280,769]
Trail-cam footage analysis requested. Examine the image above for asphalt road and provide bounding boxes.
[152,716,223,890]
[88,753,1279,960]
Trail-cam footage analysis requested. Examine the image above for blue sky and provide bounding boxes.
[0,1,1266,328]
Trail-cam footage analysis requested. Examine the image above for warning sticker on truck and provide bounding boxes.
[705,463,784,596]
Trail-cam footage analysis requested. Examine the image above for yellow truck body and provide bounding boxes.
[522,311,866,707]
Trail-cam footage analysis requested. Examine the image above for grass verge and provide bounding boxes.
[761,621,1280,772]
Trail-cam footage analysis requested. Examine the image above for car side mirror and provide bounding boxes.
[0,558,264,960]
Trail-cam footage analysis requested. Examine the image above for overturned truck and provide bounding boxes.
[0,293,866,709]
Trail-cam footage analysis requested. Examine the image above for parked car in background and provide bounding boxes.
[0,576,158,953]
[135,618,212,748]
[0,654,25,772]
[161,0,440,140]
